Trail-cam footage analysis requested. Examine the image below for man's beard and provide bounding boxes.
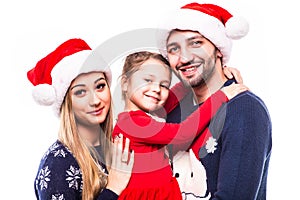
[183,55,217,88]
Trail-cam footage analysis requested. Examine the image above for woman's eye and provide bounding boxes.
[74,89,86,96]
[144,79,152,83]
[96,83,106,90]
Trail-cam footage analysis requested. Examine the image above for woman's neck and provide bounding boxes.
[77,124,101,146]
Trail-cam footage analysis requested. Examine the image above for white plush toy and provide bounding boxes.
[172,149,211,200]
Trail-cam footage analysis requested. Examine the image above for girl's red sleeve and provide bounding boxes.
[116,90,228,145]
[155,81,191,118]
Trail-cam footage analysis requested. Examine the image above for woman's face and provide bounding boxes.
[70,72,111,127]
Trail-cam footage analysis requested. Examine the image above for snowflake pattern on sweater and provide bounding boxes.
[34,140,83,200]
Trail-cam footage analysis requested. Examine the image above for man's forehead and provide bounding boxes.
[167,30,204,43]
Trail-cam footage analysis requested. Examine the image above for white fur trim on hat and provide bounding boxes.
[225,16,249,40]
[32,84,56,106]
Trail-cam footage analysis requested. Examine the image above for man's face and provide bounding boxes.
[166,30,221,87]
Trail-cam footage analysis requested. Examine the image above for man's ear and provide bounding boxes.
[216,49,223,58]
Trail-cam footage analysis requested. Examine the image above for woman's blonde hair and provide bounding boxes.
[58,75,113,200]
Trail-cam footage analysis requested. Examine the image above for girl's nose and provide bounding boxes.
[151,82,161,93]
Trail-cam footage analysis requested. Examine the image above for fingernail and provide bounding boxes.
[114,135,119,141]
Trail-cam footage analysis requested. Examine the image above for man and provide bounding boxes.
[161,3,272,200]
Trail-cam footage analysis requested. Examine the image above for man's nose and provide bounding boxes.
[179,48,193,64]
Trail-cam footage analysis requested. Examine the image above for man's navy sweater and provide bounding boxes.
[167,80,272,200]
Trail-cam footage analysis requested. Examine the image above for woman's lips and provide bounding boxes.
[88,108,103,115]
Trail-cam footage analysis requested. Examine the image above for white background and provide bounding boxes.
[1,0,299,199]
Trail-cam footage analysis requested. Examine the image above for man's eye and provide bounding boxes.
[168,46,179,54]
[190,40,202,47]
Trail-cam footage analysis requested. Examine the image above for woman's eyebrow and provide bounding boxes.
[94,77,105,84]
[70,84,85,91]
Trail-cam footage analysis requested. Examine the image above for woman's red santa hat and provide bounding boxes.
[158,2,249,64]
[27,38,112,117]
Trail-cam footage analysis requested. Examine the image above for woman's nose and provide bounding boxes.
[89,92,101,106]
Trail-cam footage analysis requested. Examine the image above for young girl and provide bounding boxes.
[27,38,134,200]
[113,51,248,199]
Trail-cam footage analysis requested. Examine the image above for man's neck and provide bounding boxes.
[193,66,228,104]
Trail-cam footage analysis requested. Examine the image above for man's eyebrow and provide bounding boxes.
[187,35,204,41]
[166,42,177,49]
[167,35,204,48]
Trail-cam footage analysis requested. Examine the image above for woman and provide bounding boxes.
[27,38,134,200]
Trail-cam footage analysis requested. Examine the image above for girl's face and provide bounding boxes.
[70,72,111,127]
[123,58,171,112]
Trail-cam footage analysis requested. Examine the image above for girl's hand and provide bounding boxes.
[106,134,134,195]
[223,66,243,84]
[221,83,249,100]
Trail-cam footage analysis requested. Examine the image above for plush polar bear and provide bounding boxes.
[172,149,211,200]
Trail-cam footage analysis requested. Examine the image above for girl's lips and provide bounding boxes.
[145,94,160,103]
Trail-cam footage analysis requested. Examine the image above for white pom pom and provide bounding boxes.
[32,84,56,106]
[225,16,249,40]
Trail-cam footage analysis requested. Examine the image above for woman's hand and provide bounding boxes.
[223,66,243,84]
[106,134,134,195]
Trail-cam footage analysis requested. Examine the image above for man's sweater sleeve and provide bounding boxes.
[212,92,272,199]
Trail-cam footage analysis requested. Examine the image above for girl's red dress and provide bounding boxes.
[113,83,228,200]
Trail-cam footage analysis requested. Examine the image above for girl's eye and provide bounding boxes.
[160,84,170,90]
[74,89,86,96]
[144,79,152,83]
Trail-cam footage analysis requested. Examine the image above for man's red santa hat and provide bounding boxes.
[158,2,249,64]
[27,38,111,117]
